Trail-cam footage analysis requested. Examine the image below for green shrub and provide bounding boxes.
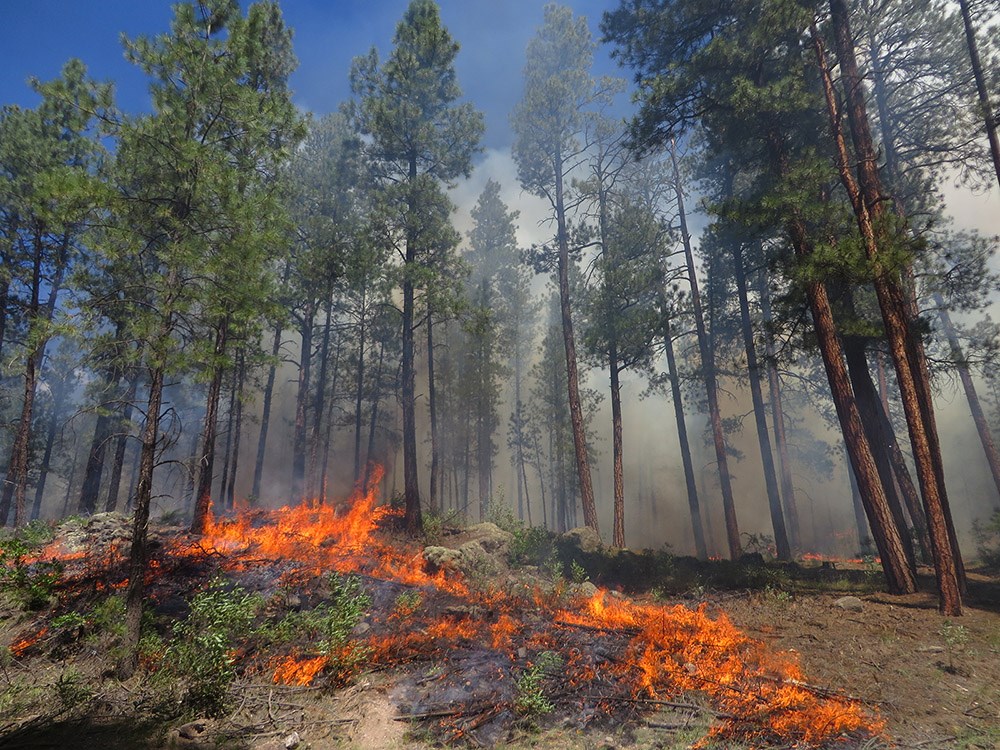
[165,579,264,716]
[515,651,561,719]
[0,538,63,609]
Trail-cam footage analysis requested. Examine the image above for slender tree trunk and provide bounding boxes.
[293,304,315,503]
[117,365,164,680]
[661,305,707,559]
[309,299,334,501]
[78,411,117,515]
[31,371,70,521]
[0,272,9,363]
[514,345,526,521]
[252,323,282,501]
[402,157,422,533]
[1,250,43,528]
[105,370,139,513]
[844,337,918,573]
[609,352,626,548]
[428,311,440,513]
[935,294,1000,498]
[225,352,244,509]
[758,277,801,552]
[819,7,962,613]
[353,288,367,484]
[553,151,598,534]
[61,443,80,518]
[733,246,791,560]
[958,0,1000,190]
[191,318,229,534]
[670,141,741,558]
[218,366,237,511]
[362,339,386,491]
[320,331,343,504]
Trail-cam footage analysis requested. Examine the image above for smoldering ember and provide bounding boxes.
[1,1,999,749]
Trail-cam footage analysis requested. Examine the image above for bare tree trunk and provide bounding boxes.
[609,352,626,548]
[958,0,1000,190]
[661,305,707,559]
[935,294,1000,499]
[670,141,741,558]
[362,338,386,491]
[218,365,237,511]
[400,159,423,532]
[308,299,334,501]
[32,368,71,520]
[428,311,440,513]
[733,246,791,560]
[819,7,962,613]
[117,365,164,680]
[105,370,139,513]
[319,332,343,504]
[191,318,229,534]
[353,288,367,483]
[225,352,244,509]
[252,323,282,501]
[293,304,315,503]
[758,277,801,552]
[554,152,598,534]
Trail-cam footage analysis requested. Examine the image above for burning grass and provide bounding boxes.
[0,469,887,748]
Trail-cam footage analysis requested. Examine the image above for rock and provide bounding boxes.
[560,526,603,554]
[834,595,864,612]
[463,522,514,552]
[352,621,371,636]
[168,719,216,747]
[423,546,464,571]
[571,581,599,599]
[283,732,301,749]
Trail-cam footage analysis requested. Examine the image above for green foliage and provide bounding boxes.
[569,559,590,585]
[508,525,552,567]
[165,579,264,716]
[940,619,969,673]
[515,651,561,719]
[51,611,87,632]
[0,538,63,609]
[53,668,93,710]
[393,590,423,618]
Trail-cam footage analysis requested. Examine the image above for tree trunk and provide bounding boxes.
[252,323,282,501]
[362,338,386,490]
[428,311,440,513]
[844,337,918,573]
[116,365,164,680]
[105,369,139,513]
[671,141,741,558]
[319,331,343,504]
[225,352,245,509]
[191,318,229,534]
[935,294,1000,499]
[758,277,801,552]
[308,300,333,500]
[554,151,598,534]
[402,157,422,533]
[661,304,707,559]
[293,304,315,503]
[353,287,367,484]
[0,249,43,528]
[609,352,626,548]
[78,411,116,515]
[958,0,1000,190]
[770,125,914,593]
[733,246,791,560]
[218,365,238,511]
[31,369,71,521]
[820,5,962,613]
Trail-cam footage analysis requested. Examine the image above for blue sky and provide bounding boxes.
[0,0,625,151]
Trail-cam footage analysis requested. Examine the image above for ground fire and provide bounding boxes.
[2,466,888,748]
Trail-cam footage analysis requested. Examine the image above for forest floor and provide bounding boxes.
[0,508,998,750]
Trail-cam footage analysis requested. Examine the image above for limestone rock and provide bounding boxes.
[560,526,603,554]
[834,595,864,612]
[462,522,514,552]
